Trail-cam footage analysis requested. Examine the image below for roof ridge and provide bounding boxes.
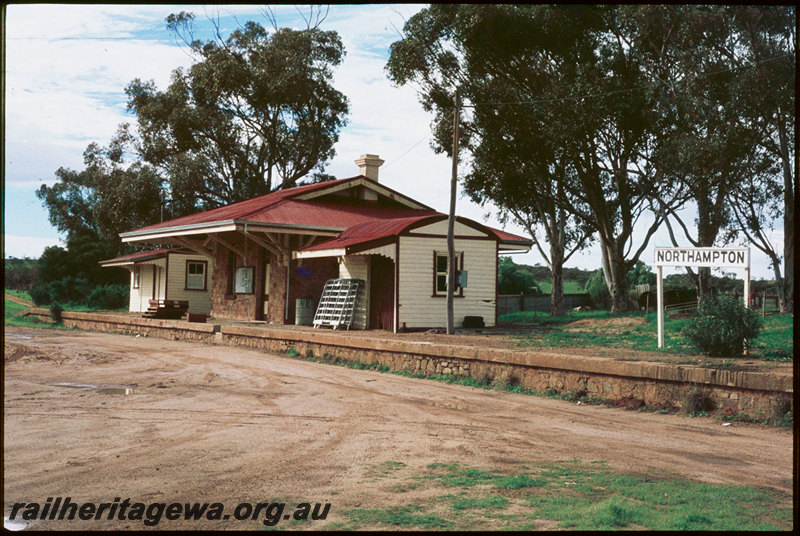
[232,177,358,220]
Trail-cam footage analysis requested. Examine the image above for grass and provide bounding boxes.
[5,289,34,302]
[748,313,793,360]
[500,309,793,360]
[4,297,71,330]
[332,460,791,531]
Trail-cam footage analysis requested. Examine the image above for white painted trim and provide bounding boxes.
[293,248,346,259]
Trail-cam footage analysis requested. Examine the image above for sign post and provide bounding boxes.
[653,247,750,349]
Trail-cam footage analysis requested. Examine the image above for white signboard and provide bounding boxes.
[654,247,749,269]
[653,247,750,349]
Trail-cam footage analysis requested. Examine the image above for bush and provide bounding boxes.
[85,284,128,309]
[29,282,53,306]
[585,269,610,308]
[50,302,64,324]
[682,295,762,356]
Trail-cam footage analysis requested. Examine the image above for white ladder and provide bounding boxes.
[313,278,364,329]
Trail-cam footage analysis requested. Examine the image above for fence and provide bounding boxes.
[498,293,591,316]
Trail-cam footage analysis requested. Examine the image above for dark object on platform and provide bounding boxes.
[463,316,485,329]
[143,299,189,319]
[187,313,207,323]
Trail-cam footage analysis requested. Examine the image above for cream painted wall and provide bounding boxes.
[398,237,496,329]
[338,255,370,330]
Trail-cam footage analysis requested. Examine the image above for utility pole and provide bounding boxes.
[447,88,460,335]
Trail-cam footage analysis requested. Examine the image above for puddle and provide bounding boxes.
[4,517,29,531]
[48,382,134,395]
[6,334,33,341]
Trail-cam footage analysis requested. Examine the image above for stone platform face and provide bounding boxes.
[23,309,792,419]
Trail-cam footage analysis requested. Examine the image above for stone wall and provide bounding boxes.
[21,309,791,420]
[25,309,218,342]
[210,233,265,322]
[219,325,792,418]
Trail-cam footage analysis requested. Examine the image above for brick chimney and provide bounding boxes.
[354,154,384,182]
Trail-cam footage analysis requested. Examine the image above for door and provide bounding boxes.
[369,255,395,330]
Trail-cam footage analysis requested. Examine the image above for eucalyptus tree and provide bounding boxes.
[653,6,795,310]
[625,6,769,302]
[387,5,684,312]
[724,6,795,312]
[125,11,350,209]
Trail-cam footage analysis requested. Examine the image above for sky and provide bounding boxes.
[3,3,785,282]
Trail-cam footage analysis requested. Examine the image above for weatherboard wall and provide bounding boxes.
[397,236,497,329]
[165,253,213,315]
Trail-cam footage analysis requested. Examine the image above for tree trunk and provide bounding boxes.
[778,119,794,313]
[550,241,565,317]
[696,267,712,304]
[769,253,787,313]
[600,241,632,313]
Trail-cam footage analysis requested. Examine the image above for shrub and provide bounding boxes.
[50,302,64,324]
[683,386,714,415]
[682,295,762,356]
[29,282,53,306]
[85,284,128,309]
[585,269,610,308]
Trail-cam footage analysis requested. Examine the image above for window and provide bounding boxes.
[132,266,140,289]
[433,251,463,297]
[185,260,207,290]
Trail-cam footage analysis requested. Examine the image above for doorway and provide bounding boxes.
[369,255,395,330]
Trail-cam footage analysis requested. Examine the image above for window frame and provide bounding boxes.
[185,260,208,291]
[432,250,464,297]
[132,266,140,289]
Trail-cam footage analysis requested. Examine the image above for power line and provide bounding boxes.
[382,110,455,170]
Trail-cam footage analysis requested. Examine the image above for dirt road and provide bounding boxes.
[3,326,793,530]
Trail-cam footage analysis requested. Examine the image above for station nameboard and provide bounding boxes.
[653,246,751,349]
[654,247,749,269]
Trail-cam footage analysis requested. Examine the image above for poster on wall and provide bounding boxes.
[235,267,254,294]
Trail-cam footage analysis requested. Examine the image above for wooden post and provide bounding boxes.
[657,265,664,349]
[446,88,460,335]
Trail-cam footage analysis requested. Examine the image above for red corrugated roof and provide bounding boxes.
[302,214,441,252]
[128,178,357,233]
[99,247,194,265]
[120,173,531,249]
[301,214,532,253]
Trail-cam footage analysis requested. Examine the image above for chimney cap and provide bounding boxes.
[354,154,384,181]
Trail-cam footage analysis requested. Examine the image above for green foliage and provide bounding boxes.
[498,257,541,295]
[29,277,128,310]
[49,302,64,324]
[36,142,163,251]
[626,260,656,288]
[584,269,610,308]
[4,257,40,290]
[682,295,762,356]
[586,262,655,308]
[30,276,92,306]
[128,14,350,207]
[85,284,129,309]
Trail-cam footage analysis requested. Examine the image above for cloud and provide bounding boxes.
[3,4,784,280]
[3,235,64,259]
